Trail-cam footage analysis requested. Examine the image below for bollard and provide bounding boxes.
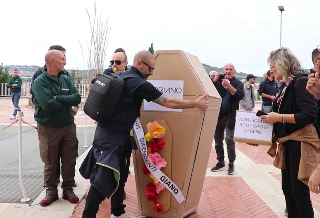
[17,111,30,202]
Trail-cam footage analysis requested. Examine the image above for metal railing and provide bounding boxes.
[1,83,264,101]
[0,83,90,98]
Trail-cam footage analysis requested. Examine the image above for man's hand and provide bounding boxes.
[308,165,320,194]
[53,96,56,100]
[212,73,221,82]
[221,78,230,88]
[195,94,209,111]
[12,84,17,87]
[270,96,276,101]
[72,107,79,116]
[306,72,320,100]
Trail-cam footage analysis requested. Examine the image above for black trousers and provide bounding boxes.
[282,140,313,218]
[82,146,131,218]
[214,113,236,163]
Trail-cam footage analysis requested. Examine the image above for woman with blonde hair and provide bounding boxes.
[259,47,319,218]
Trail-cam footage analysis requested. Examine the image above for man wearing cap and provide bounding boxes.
[240,74,256,111]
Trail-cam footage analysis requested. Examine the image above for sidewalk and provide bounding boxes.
[0,98,320,217]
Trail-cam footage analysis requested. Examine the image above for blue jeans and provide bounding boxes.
[11,92,21,116]
[262,105,272,113]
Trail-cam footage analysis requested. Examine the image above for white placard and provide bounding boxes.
[143,80,184,112]
[234,111,273,144]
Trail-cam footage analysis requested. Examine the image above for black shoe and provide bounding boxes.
[228,163,234,175]
[123,191,127,200]
[39,193,58,207]
[62,189,79,203]
[211,162,225,172]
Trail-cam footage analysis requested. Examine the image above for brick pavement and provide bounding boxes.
[71,143,320,218]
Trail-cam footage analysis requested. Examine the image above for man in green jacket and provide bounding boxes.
[32,50,81,207]
[6,69,23,119]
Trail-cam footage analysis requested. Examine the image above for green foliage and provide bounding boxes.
[70,70,77,84]
[0,63,11,83]
[148,43,154,54]
[304,68,310,74]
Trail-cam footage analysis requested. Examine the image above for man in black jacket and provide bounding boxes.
[80,50,209,218]
[210,63,244,175]
[308,48,320,133]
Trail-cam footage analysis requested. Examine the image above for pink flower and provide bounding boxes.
[155,182,165,194]
[147,152,167,169]
[145,121,166,141]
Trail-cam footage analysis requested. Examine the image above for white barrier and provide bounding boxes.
[17,111,30,202]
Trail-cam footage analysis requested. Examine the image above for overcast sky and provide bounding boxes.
[1,0,319,76]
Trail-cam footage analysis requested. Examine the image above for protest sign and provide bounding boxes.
[234,111,273,145]
[143,80,184,112]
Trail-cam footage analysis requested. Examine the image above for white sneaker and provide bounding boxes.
[10,115,16,120]
[110,211,136,218]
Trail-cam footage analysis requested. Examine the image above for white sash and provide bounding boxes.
[133,118,185,204]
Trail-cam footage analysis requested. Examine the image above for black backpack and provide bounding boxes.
[84,72,140,122]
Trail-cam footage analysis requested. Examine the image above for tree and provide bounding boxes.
[0,63,12,95]
[148,43,154,54]
[70,69,77,84]
[0,63,11,83]
[79,2,111,83]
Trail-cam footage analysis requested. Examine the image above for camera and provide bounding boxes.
[219,73,226,80]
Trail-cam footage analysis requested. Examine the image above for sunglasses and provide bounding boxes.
[110,60,124,65]
[141,60,154,72]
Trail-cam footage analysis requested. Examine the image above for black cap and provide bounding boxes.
[246,74,256,81]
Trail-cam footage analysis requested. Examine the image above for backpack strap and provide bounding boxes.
[109,72,143,119]
[113,71,141,79]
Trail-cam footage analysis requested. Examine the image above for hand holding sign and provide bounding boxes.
[234,111,273,145]
[259,112,282,125]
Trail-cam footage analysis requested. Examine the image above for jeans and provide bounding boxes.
[11,92,21,116]
[282,140,314,218]
[214,113,236,163]
[262,105,272,113]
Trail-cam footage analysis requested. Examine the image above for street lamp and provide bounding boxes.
[278,6,285,48]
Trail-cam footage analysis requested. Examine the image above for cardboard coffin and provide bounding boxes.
[133,50,221,217]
